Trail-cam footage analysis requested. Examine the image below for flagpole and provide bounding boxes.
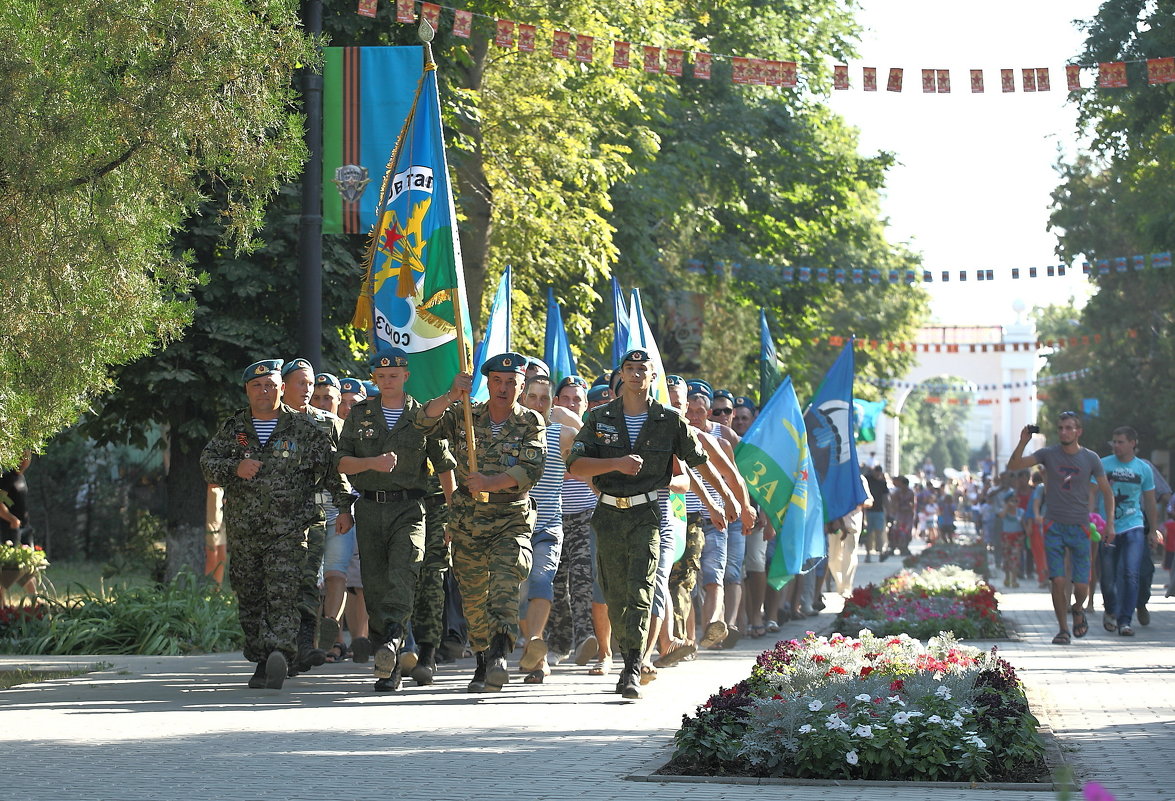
[420,21,479,481]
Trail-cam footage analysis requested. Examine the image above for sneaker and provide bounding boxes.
[1137,606,1151,626]
[574,635,599,666]
[1103,612,1117,632]
[699,620,728,648]
[1119,625,1135,636]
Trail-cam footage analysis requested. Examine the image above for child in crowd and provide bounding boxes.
[998,497,1024,588]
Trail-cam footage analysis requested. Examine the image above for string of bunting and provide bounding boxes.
[686,252,1173,285]
[366,0,1175,92]
[863,368,1091,394]
[815,330,1138,353]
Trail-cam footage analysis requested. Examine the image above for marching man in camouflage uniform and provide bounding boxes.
[567,349,725,700]
[336,347,455,692]
[282,357,352,674]
[416,352,545,692]
[201,359,353,690]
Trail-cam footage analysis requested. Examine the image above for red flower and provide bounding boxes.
[827,666,848,675]
[860,666,875,677]
[812,654,828,663]
[889,679,905,692]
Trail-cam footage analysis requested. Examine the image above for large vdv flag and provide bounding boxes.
[351,51,473,403]
[471,265,511,402]
[734,376,826,589]
[544,288,577,386]
[804,342,868,522]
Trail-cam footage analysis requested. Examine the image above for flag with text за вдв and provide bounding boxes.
[352,49,472,404]
[735,376,826,589]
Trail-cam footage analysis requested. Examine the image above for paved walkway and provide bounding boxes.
[3,549,1174,801]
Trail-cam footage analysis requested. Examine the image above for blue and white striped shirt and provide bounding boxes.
[531,423,564,532]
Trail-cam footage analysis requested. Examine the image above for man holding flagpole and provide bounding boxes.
[568,349,727,700]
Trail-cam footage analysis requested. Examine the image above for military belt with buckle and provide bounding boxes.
[362,489,426,503]
[599,491,658,509]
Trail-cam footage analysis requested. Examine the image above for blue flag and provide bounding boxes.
[611,275,630,368]
[804,342,868,522]
[352,53,473,403]
[853,399,887,443]
[544,288,577,386]
[759,308,782,407]
[735,376,826,589]
[625,289,669,404]
[471,265,512,402]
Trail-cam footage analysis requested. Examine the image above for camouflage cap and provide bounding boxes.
[479,352,528,376]
[281,357,314,377]
[243,359,283,385]
[369,347,409,369]
[339,377,366,396]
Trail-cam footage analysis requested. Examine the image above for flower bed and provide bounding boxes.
[903,542,988,573]
[833,565,1005,640]
[662,631,1046,783]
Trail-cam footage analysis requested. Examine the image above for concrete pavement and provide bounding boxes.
[3,549,1174,801]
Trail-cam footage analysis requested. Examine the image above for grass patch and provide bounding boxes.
[0,662,109,689]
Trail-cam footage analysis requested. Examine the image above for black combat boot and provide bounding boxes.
[411,643,437,686]
[296,617,326,671]
[373,668,402,692]
[484,632,512,691]
[374,628,403,680]
[264,651,287,690]
[247,661,267,689]
[618,650,641,700]
[467,651,488,692]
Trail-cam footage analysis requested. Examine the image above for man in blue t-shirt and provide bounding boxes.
[1008,411,1115,645]
[1097,426,1163,636]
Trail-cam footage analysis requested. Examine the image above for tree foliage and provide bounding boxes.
[0,0,314,465]
[897,380,972,475]
[1046,0,1175,453]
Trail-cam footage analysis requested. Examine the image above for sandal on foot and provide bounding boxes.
[1119,625,1135,636]
[1052,631,1072,645]
[1071,606,1089,638]
[653,641,696,668]
[587,655,612,676]
[748,624,766,639]
[324,643,348,663]
[519,637,548,673]
[764,619,780,633]
[523,664,549,684]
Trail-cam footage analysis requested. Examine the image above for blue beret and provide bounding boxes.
[243,359,283,384]
[369,347,409,369]
[666,375,685,387]
[591,373,610,387]
[527,357,550,377]
[587,385,613,403]
[281,357,314,377]
[686,379,713,399]
[339,377,366,395]
[620,348,651,365]
[479,352,527,376]
[555,375,588,395]
[314,373,341,390]
[713,389,735,402]
[733,396,757,411]
[362,380,380,396]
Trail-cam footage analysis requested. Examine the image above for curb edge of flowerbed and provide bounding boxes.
[628,723,1070,791]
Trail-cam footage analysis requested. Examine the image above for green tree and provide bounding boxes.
[1046,0,1175,454]
[897,380,972,475]
[0,0,314,465]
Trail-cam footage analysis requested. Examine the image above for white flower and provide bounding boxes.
[825,714,850,731]
[927,715,943,724]
[892,711,910,725]
[798,724,813,734]
[809,699,824,711]
[935,685,953,699]
[950,714,965,728]
[855,693,872,702]
[846,750,859,766]
[963,734,987,749]
[905,710,923,718]
[853,724,874,738]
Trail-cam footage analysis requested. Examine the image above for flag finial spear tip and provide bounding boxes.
[418,19,435,42]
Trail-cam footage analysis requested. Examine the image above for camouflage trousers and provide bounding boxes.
[547,508,596,655]
[411,495,451,646]
[227,525,307,664]
[669,512,705,641]
[448,495,534,653]
[354,497,425,646]
[592,502,660,653]
[298,518,327,632]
